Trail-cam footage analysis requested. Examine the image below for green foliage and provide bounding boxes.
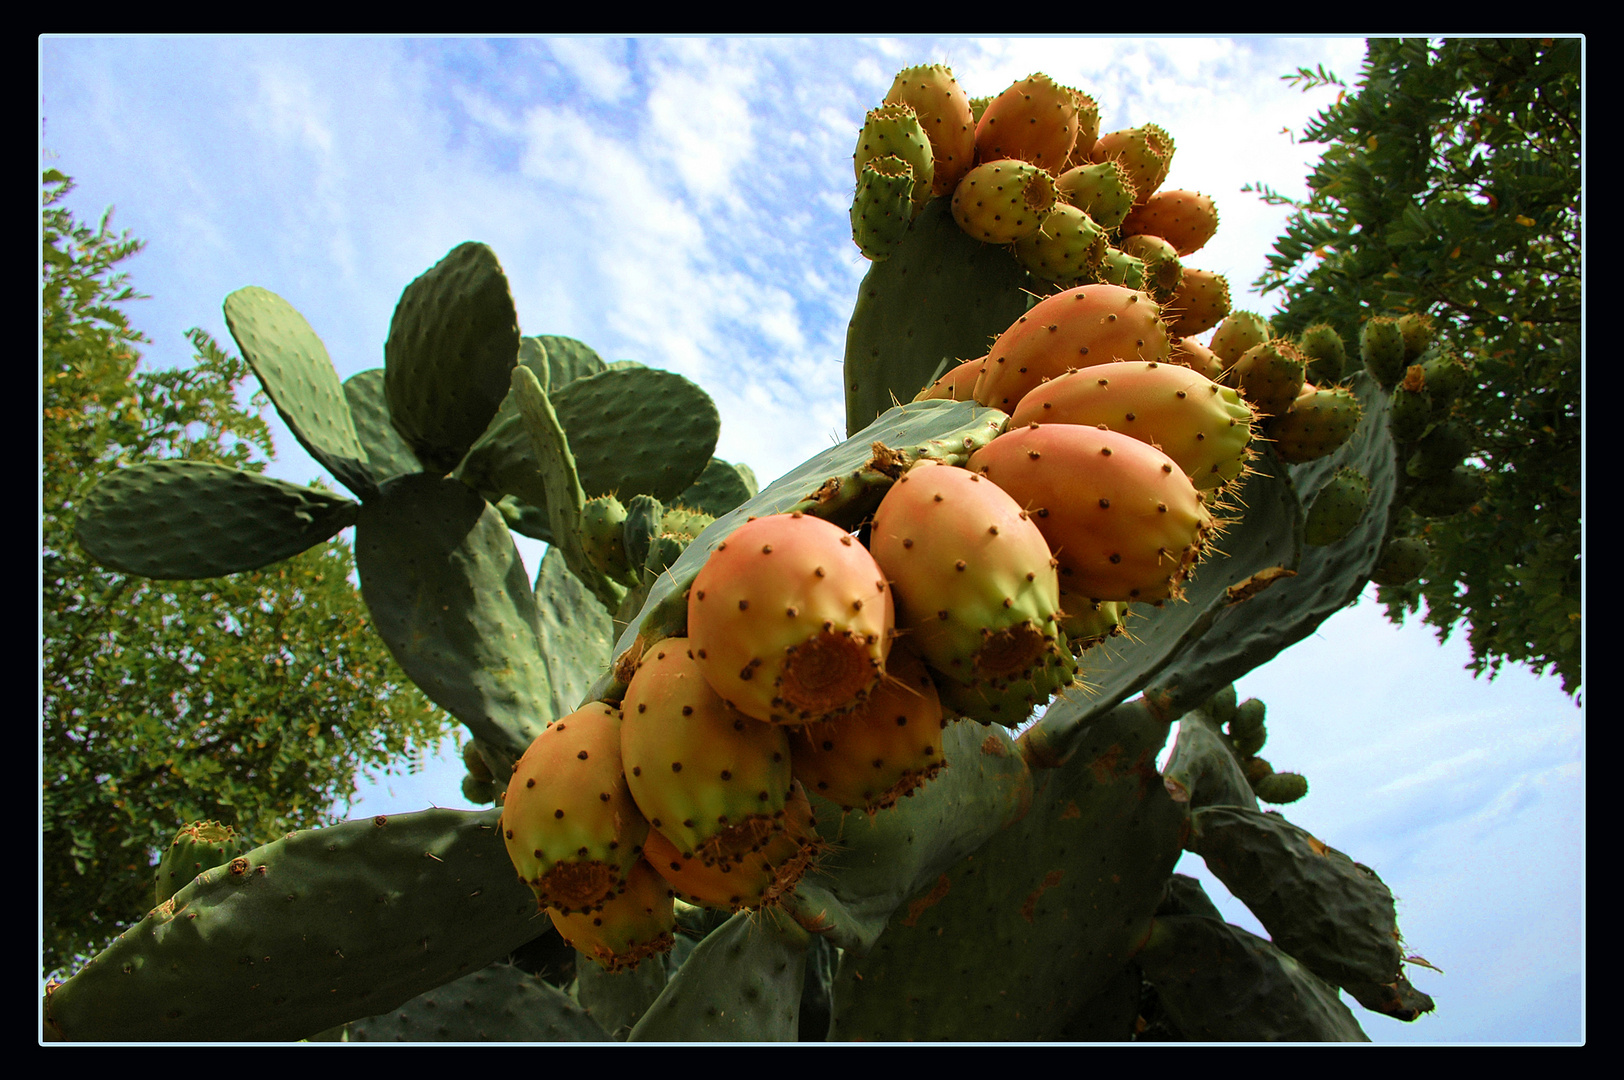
[41,167,452,979]
[1255,38,1581,698]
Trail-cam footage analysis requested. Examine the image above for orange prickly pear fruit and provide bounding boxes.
[500,702,650,915]
[687,511,893,726]
[884,64,977,197]
[974,73,1080,175]
[548,858,676,973]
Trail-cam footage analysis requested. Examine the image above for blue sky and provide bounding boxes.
[39,35,1582,1044]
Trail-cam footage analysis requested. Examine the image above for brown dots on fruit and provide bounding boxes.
[672,762,683,772]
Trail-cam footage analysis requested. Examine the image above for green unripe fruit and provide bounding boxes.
[1231,721,1267,758]
[1370,535,1431,586]
[1210,311,1273,368]
[1227,339,1307,419]
[851,156,918,261]
[1243,756,1274,785]
[1117,234,1183,303]
[1055,159,1138,231]
[462,775,497,805]
[581,495,634,585]
[1304,467,1371,546]
[854,104,934,216]
[1254,771,1309,804]
[1013,203,1109,282]
[1418,346,1472,406]
[462,740,494,783]
[1231,697,1266,736]
[1297,324,1347,385]
[154,821,251,908]
[1095,247,1147,291]
[1203,684,1238,728]
[1360,316,1407,387]
[1396,312,1435,362]
[1387,372,1434,445]
[1268,386,1363,464]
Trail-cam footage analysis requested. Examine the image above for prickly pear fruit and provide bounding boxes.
[1266,386,1364,464]
[1387,368,1434,445]
[1254,771,1309,805]
[972,283,1172,412]
[1117,234,1184,303]
[869,460,1064,686]
[789,645,949,810]
[154,821,250,907]
[500,702,650,915]
[1226,339,1307,420]
[687,511,892,725]
[975,73,1080,175]
[1396,312,1436,362]
[1008,360,1257,491]
[1170,336,1225,381]
[1304,467,1371,546]
[620,638,795,867]
[1417,345,1472,406]
[548,858,676,973]
[968,423,1218,604]
[950,158,1058,244]
[1120,189,1219,256]
[1209,311,1273,369]
[1361,316,1408,387]
[914,356,986,402]
[1055,159,1138,231]
[643,782,821,911]
[461,739,494,783]
[934,640,1078,728]
[853,103,934,216]
[851,155,918,261]
[1095,247,1148,291]
[581,494,635,585]
[1013,203,1109,282]
[883,64,977,197]
[1092,124,1175,205]
[1370,535,1431,586]
[1163,267,1231,339]
[1297,324,1348,385]
[1057,592,1128,650]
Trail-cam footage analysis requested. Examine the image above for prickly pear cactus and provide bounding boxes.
[50,62,1457,1044]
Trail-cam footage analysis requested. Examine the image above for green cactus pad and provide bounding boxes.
[533,545,616,723]
[223,286,376,499]
[628,908,809,1042]
[345,961,607,1042]
[1161,711,1259,811]
[536,334,607,391]
[75,460,358,580]
[670,458,755,517]
[844,197,1031,437]
[354,473,552,757]
[1136,915,1370,1041]
[44,809,540,1043]
[343,369,423,482]
[1187,805,1426,1019]
[828,698,1183,1041]
[384,241,520,474]
[550,366,720,503]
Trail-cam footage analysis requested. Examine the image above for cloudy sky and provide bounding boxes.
[39,36,1582,1044]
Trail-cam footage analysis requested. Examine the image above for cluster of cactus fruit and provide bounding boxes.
[45,63,1476,1042]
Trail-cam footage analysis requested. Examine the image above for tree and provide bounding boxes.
[41,165,454,979]
[1252,38,1581,699]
